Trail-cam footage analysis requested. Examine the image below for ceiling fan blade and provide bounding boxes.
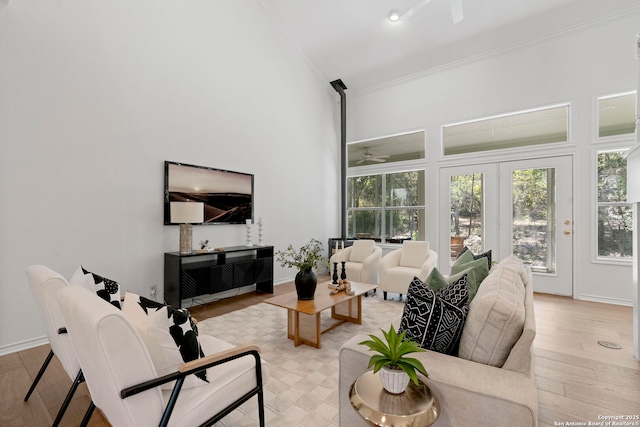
[400,0,432,21]
[357,159,365,164]
[450,0,463,23]
[371,158,386,162]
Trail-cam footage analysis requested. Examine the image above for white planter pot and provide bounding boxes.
[379,366,410,394]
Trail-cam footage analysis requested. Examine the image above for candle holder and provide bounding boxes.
[257,221,264,246]
[341,261,347,281]
[332,262,339,284]
[245,221,254,246]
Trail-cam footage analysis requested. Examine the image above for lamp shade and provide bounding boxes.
[170,202,204,224]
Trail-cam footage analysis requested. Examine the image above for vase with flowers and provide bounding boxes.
[276,238,326,300]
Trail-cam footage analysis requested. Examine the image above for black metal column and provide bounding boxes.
[330,79,347,240]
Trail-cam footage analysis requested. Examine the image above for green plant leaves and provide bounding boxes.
[359,325,428,385]
[275,239,327,271]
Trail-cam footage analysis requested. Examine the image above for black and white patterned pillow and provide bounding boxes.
[399,275,469,356]
[70,266,121,309]
[122,292,207,388]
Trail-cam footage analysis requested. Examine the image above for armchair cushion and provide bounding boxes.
[399,275,469,355]
[399,241,429,268]
[122,292,207,388]
[70,266,121,309]
[349,240,375,263]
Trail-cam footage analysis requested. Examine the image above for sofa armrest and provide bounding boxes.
[339,334,538,427]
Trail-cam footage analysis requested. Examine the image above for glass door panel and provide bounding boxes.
[439,164,498,272]
[511,167,556,273]
[500,156,572,295]
[449,173,484,262]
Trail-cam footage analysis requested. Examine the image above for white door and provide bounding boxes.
[499,156,573,295]
[439,156,573,295]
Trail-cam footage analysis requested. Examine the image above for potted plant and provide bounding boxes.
[276,238,326,300]
[359,325,428,394]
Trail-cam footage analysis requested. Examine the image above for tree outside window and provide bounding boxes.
[597,151,632,258]
[347,171,425,242]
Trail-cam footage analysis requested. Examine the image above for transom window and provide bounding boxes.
[598,92,636,138]
[347,131,425,167]
[442,104,569,156]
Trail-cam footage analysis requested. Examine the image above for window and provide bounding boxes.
[596,151,632,259]
[598,92,636,138]
[347,170,425,243]
[443,104,569,156]
[347,131,425,167]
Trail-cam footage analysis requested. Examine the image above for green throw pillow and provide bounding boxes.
[423,268,449,291]
[450,257,489,302]
[424,265,480,302]
[454,248,474,265]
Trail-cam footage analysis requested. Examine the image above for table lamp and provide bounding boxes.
[170,202,204,255]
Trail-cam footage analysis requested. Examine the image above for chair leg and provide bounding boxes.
[258,389,265,427]
[79,401,95,427]
[52,370,84,427]
[24,350,54,401]
[383,291,387,300]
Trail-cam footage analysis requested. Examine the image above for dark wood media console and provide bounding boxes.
[164,245,274,308]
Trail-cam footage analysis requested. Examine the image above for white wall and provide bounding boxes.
[347,14,640,304]
[0,0,340,353]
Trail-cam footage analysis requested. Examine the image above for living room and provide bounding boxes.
[1,0,639,426]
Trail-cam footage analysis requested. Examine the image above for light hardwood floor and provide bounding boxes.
[2,283,638,427]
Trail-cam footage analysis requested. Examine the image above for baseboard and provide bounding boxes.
[577,294,633,307]
[0,335,48,357]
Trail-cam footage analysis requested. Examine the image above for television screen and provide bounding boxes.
[164,161,254,225]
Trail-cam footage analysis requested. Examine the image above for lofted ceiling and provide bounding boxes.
[260,0,640,92]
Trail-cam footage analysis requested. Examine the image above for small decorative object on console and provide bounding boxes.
[245,219,254,246]
[329,280,354,296]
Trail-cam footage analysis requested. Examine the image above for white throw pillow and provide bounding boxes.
[122,292,207,389]
[399,241,429,268]
[458,265,526,367]
[69,266,121,309]
[349,240,375,263]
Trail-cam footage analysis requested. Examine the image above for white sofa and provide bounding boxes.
[378,240,437,300]
[339,255,538,427]
[330,239,382,284]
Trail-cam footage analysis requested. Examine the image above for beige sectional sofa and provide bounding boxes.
[339,255,538,427]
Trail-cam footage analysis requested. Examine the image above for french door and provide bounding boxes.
[439,156,573,295]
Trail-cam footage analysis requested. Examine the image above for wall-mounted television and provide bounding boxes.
[164,161,254,225]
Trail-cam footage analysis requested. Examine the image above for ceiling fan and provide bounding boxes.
[389,0,463,24]
[357,148,390,164]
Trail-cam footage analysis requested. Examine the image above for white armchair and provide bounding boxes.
[57,286,269,427]
[329,240,382,285]
[24,265,92,427]
[378,240,438,300]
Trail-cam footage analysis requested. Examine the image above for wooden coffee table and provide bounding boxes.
[264,281,378,349]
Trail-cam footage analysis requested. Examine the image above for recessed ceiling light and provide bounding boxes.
[388,9,400,22]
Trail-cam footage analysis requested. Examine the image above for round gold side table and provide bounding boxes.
[349,371,440,427]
